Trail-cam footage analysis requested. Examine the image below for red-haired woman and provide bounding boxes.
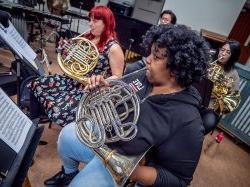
[28,6,124,126]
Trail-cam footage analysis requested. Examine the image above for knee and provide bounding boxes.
[57,123,77,153]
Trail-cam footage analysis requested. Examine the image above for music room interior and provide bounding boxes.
[0,0,249,187]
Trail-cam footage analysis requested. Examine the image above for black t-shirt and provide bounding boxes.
[109,70,204,186]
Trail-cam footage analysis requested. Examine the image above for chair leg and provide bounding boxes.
[37,121,52,146]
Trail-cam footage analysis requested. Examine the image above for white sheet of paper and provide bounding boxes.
[0,21,38,70]
[0,88,33,153]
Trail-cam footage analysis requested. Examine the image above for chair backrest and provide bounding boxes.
[219,63,250,146]
[124,59,145,75]
[193,78,213,108]
[19,75,38,109]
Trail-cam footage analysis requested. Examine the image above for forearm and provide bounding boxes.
[154,166,187,187]
[129,165,157,186]
[130,165,187,187]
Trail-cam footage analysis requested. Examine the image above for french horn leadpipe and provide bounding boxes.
[210,57,223,65]
[76,67,148,186]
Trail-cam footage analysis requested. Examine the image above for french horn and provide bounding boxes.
[208,58,241,115]
[57,36,99,85]
[76,68,148,186]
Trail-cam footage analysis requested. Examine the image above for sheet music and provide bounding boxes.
[0,21,38,70]
[0,88,32,153]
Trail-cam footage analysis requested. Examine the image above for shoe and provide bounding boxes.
[44,166,79,186]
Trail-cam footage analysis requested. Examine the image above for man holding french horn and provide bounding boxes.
[44,24,210,187]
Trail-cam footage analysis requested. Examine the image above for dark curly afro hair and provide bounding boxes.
[142,24,210,87]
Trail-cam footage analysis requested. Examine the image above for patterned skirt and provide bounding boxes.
[27,74,85,126]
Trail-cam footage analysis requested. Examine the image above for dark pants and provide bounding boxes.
[29,92,46,120]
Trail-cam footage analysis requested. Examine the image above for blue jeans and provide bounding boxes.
[57,122,115,187]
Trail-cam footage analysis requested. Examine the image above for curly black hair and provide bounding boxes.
[142,24,210,87]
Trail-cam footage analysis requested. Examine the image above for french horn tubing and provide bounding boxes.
[57,36,99,85]
[76,67,148,186]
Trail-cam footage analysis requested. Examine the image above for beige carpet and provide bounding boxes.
[27,123,250,187]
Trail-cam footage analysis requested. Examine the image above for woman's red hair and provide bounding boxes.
[84,6,117,52]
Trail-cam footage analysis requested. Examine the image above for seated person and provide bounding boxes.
[125,9,177,73]
[159,10,177,25]
[208,40,241,116]
[28,6,124,126]
[44,24,210,187]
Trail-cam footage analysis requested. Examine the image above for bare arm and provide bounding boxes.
[130,165,188,186]
[108,43,125,79]
[129,165,157,186]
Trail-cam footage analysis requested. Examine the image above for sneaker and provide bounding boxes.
[44,166,79,186]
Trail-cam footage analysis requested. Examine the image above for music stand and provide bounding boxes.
[0,86,46,187]
[0,10,45,106]
[0,119,44,187]
[12,123,44,187]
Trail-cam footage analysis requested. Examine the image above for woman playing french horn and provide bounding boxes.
[208,40,241,116]
[44,24,210,187]
[27,6,124,126]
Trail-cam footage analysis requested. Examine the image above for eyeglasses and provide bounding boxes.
[219,48,231,56]
[160,17,171,23]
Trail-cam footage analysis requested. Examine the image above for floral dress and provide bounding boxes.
[28,39,118,126]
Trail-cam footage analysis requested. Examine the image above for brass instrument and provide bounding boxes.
[57,37,99,85]
[208,58,240,115]
[76,68,148,186]
[47,0,69,15]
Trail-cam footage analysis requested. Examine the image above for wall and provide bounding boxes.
[108,0,135,6]
[98,0,135,6]
[97,0,109,5]
[163,0,246,36]
[66,0,135,33]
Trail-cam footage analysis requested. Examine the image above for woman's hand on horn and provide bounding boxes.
[84,74,109,91]
[57,37,72,56]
